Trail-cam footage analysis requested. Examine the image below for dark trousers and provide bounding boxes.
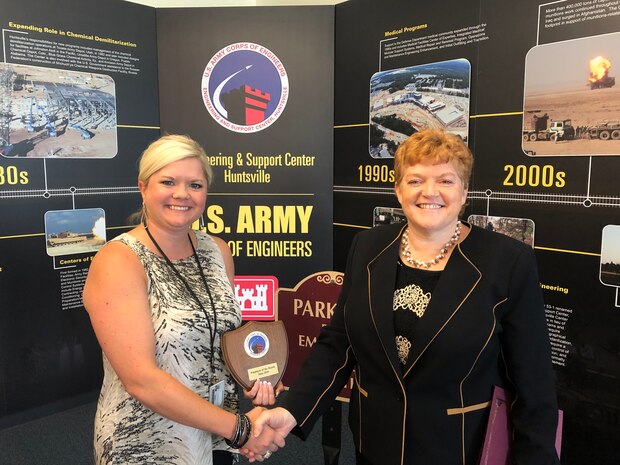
[355,450,374,465]
[213,450,234,465]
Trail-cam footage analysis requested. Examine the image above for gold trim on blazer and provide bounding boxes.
[403,241,482,378]
[367,223,408,465]
[354,371,368,398]
[446,401,492,415]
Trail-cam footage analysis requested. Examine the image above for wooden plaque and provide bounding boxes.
[222,321,289,391]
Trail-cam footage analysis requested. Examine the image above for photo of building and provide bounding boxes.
[369,58,470,158]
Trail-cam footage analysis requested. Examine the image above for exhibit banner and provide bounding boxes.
[0,0,159,420]
[156,6,335,291]
[333,0,620,463]
[0,1,333,424]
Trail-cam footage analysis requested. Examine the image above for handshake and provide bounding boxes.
[239,405,297,462]
[232,380,296,462]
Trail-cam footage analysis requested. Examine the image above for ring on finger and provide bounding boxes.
[263,450,272,459]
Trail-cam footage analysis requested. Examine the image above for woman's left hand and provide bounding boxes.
[243,380,284,406]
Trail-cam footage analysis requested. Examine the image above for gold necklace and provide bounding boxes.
[400,222,461,269]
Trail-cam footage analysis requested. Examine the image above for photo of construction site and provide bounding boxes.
[44,208,107,257]
[468,214,535,247]
[373,206,405,227]
[0,63,117,158]
[522,32,620,156]
[368,58,470,158]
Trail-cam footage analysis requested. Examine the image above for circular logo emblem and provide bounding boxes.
[244,331,270,358]
[201,42,289,133]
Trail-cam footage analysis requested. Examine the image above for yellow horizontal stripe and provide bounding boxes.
[0,232,45,240]
[334,222,371,229]
[447,401,491,415]
[334,123,369,128]
[335,112,523,128]
[471,111,523,118]
[117,124,160,129]
[332,225,598,256]
[0,225,132,240]
[534,246,600,257]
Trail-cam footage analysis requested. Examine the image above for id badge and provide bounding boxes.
[209,380,225,407]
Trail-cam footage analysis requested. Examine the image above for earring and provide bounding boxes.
[141,203,148,228]
[198,213,205,231]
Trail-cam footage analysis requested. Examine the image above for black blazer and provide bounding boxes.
[283,222,560,465]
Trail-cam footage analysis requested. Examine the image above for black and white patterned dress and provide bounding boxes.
[94,231,242,465]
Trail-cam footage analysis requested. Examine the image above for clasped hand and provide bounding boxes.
[241,407,297,462]
[241,407,285,462]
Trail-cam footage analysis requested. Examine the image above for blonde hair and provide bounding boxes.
[394,129,473,187]
[131,135,212,225]
[138,134,212,188]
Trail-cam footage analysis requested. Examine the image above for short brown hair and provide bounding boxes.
[394,129,473,187]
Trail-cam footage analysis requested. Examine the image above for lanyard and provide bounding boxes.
[144,227,218,383]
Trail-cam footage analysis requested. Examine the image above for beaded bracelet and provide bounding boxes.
[225,413,252,449]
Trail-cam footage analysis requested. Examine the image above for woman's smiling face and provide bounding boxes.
[394,161,468,236]
[140,157,207,232]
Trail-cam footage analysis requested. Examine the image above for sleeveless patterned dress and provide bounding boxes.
[94,231,242,465]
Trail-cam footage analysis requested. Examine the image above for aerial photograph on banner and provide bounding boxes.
[600,225,620,287]
[368,58,471,158]
[522,32,620,156]
[0,63,117,158]
[44,208,107,256]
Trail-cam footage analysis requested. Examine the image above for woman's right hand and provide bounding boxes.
[241,407,286,462]
[240,407,297,461]
[252,407,297,438]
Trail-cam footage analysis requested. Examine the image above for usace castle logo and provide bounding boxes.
[201,42,289,133]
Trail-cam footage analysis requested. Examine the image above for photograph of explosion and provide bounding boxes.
[523,32,620,156]
[0,63,117,158]
[44,208,107,257]
[468,214,535,247]
[368,58,470,158]
[600,224,620,287]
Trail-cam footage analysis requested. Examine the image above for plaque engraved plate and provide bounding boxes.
[222,320,289,391]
